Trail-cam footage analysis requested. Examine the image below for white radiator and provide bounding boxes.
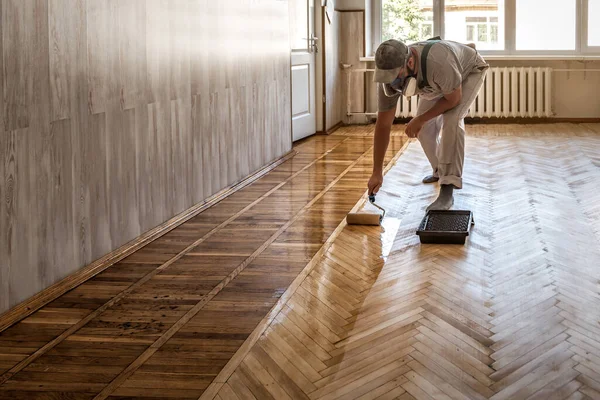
[395,67,553,118]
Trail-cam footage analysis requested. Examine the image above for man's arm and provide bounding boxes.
[405,85,462,138]
[419,85,462,122]
[368,107,396,195]
[373,107,396,175]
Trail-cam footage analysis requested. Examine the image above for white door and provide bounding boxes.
[290,0,317,141]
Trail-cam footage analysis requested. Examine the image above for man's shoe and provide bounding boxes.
[422,175,439,184]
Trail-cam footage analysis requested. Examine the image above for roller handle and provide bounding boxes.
[367,193,386,219]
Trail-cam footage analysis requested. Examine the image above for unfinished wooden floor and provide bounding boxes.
[2,123,600,400]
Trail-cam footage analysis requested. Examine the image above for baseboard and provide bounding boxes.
[0,150,297,333]
[326,121,344,134]
[392,117,600,124]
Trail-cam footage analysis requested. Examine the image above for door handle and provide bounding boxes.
[302,34,319,53]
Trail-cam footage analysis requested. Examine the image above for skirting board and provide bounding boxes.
[390,117,600,124]
[0,150,297,333]
[327,121,344,134]
[316,121,344,135]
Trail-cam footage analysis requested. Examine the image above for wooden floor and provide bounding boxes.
[3,123,600,400]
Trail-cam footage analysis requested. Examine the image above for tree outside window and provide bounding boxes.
[382,0,433,43]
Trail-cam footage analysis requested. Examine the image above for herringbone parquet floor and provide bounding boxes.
[209,124,600,400]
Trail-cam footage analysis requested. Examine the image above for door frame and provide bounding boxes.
[315,0,326,134]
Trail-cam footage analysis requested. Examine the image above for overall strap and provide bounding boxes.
[420,39,440,88]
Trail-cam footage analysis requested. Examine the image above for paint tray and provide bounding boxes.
[416,210,474,244]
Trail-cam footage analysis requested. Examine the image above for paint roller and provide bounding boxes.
[346,194,386,226]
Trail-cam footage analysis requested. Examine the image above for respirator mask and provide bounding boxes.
[382,56,418,98]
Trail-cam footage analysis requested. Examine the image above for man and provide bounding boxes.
[367,37,488,210]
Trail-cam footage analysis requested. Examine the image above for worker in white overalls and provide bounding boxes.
[368,37,489,210]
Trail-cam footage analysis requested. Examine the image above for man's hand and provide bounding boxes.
[368,172,383,195]
[405,116,424,138]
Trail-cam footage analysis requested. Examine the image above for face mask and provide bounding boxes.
[382,62,418,98]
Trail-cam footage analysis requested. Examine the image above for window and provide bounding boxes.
[516,0,576,50]
[589,0,600,46]
[376,0,600,56]
[421,15,434,39]
[466,17,498,44]
[445,0,504,51]
[382,0,434,43]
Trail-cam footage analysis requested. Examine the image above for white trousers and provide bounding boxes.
[416,67,488,189]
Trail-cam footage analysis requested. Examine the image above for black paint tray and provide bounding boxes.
[416,210,474,244]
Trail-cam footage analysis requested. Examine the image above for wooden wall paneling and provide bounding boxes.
[44,119,75,287]
[170,1,193,215]
[86,0,108,115]
[224,88,234,187]
[49,0,73,122]
[32,0,54,289]
[107,109,126,246]
[160,100,174,222]
[13,128,41,309]
[239,86,250,181]
[231,88,243,184]
[238,0,250,90]
[88,113,112,260]
[171,97,194,214]
[66,0,93,268]
[248,84,258,174]
[120,108,141,242]
[171,98,185,215]
[0,131,16,313]
[209,92,221,197]
[119,0,148,111]
[209,1,226,95]
[191,94,205,203]
[190,0,208,97]
[228,87,236,187]
[224,0,237,91]
[257,83,266,164]
[197,94,211,201]
[269,80,278,163]
[135,104,152,233]
[2,0,30,131]
[146,0,170,105]
[169,0,191,102]
[0,1,4,132]
[216,91,227,190]
[248,86,258,177]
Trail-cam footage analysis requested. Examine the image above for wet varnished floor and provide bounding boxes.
[0,126,407,399]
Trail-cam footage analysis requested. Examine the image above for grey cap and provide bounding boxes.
[374,39,410,83]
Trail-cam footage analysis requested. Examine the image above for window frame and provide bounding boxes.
[372,0,600,57]
[584,0,600,53]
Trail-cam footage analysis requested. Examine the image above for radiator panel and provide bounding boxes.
[395,67,553,118]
